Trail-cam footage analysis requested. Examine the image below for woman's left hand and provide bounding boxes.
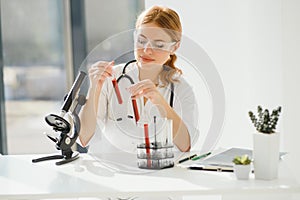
[128,79,164,104]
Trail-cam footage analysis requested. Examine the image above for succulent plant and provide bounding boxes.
[232,154,252,165]
[248,105,282,134]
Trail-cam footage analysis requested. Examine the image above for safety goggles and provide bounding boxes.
[134,32,177,51]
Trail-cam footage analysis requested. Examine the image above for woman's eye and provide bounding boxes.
[137,37,147,44]
[154,42,165,49]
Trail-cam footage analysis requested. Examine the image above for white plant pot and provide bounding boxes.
[234,164,251,180]
[253,132,280,180]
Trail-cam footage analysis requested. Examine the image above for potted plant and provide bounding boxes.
[232,154,252,180]
[248,105,282,180]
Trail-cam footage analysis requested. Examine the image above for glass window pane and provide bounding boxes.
[85,0,144,56]
[1,0,66,154]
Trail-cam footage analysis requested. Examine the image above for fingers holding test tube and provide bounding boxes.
[128,79,164,105]
[88,61,114,88]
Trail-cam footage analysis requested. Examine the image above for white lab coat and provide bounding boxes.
[88,62,199,154]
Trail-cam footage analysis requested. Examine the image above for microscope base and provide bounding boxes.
[32,151,80,165]
[56,151,80,165]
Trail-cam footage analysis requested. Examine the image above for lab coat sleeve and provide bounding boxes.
[91,63,124,142]
[96,79,109,132]
[86,79,109,152]
[173,78,200,149]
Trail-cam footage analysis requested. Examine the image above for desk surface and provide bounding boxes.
[0,152,299,199]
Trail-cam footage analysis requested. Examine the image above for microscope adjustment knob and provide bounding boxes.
[65,137,71,145]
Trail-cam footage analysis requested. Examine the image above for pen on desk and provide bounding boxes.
[191,152,211,161]
[188,166,234,172]
[178,154,197,163]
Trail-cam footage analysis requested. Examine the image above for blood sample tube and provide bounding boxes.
[132,98,140,123]
[112,78,123,104]
[144,123,151,167]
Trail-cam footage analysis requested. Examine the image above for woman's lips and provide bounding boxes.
[140,56,154,62]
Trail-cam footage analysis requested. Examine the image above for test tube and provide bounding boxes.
[112,78,123,104]
[144,123,151,168]
[154,116,157,147]
[132,98,140,123]
[165,119,173,146]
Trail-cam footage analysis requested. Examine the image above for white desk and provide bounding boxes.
[0,152,299,200]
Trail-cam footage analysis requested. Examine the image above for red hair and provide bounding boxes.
[136,6,183,86]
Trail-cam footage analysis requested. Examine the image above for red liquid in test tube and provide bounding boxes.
[132,98,140,123]
[144,123,151,168]
[112,78,123,104]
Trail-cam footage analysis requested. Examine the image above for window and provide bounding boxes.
[1,0,66,154]
[0,0,144,154]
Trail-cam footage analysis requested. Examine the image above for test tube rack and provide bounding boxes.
[137,142,174,169]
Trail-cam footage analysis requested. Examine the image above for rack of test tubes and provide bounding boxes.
[137,121,174,169]
[137,142,174,169]
[111,73,174,169]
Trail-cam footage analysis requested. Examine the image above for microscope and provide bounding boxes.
[32,71,87,165]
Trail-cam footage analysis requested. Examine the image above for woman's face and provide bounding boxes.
[134,23,177,69]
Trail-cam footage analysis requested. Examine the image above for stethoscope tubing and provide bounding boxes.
[116,59,174,108]
[117,59,136,84]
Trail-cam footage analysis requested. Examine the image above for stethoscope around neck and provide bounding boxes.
[116,59,175,108]
[116,59,136,84]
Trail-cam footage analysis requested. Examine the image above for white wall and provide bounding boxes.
[145,0,300,180]
[282,0,300,181]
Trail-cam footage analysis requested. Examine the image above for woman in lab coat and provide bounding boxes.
[78,5,199,153]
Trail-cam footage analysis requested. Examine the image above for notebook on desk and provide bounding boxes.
[198,148,252,167]
[189,147,287,170]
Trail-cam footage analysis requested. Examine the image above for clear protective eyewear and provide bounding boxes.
[134,31,177,51]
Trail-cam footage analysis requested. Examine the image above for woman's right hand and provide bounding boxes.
[88,61,114,89]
